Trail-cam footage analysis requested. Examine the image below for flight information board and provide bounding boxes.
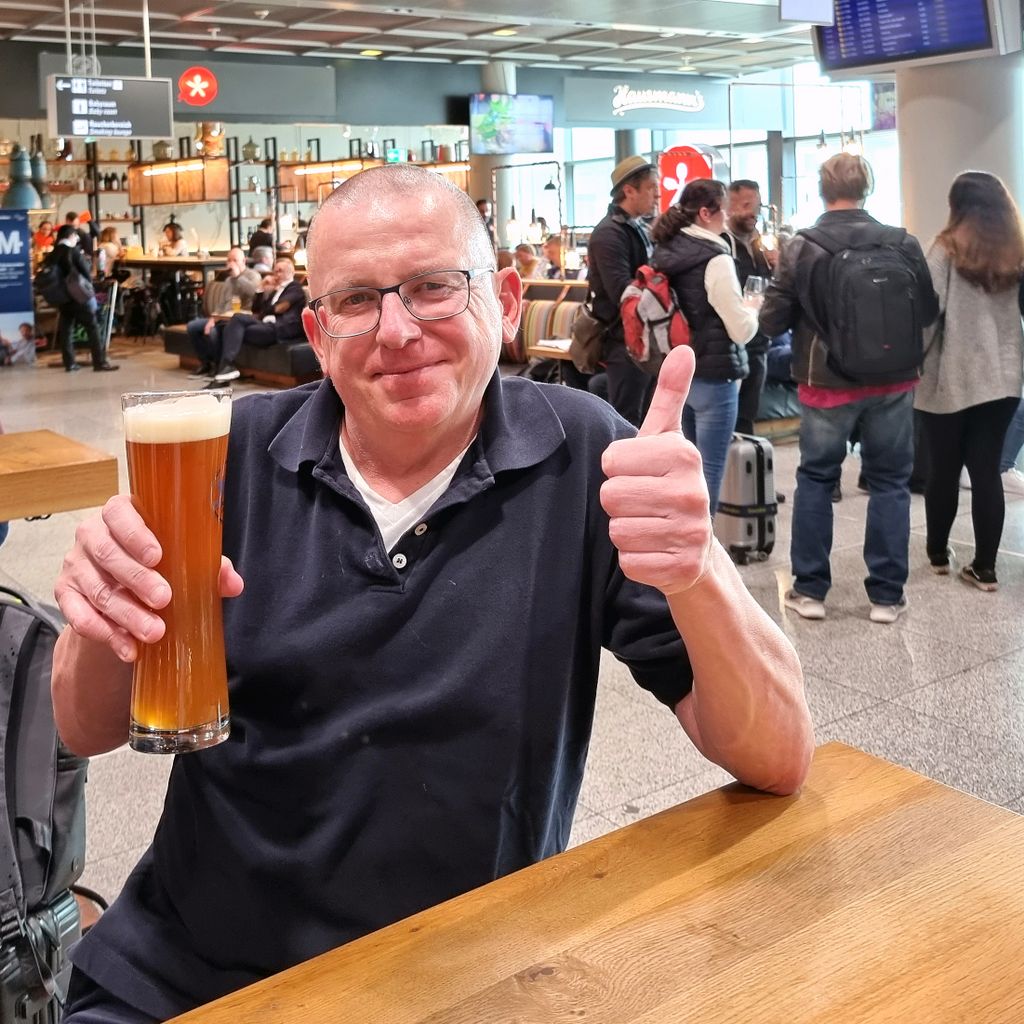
[47,75,173,139]
[817,0,993,73]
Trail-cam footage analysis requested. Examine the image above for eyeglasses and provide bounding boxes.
[310,267,495,339]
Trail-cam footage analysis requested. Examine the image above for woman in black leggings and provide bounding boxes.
[915,171,1024,591]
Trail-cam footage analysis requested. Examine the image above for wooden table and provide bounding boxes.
[115,255,226,288]
[526,340,573,362]
[172,743,1024,1023]
[0,430,118,520]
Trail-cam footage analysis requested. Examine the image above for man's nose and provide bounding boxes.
[375,290,421,348]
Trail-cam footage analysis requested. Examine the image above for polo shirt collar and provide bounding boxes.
[266,371,566,487]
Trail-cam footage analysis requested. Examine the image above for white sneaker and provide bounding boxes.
[960,467,971,490]
[869,597,908,624]
[1002,468,1024,496]
[784,589,826,620]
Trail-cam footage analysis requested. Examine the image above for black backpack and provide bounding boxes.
[32,263,68,308]
[798,225,924,385]
[0,587,88,1023]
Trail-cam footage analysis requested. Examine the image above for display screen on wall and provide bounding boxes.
[780,0,834,24]
[469,94,554,156]
[815,0,995,74]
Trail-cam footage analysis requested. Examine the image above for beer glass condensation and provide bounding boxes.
[122,390,232,754]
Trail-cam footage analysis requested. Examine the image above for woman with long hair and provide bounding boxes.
[916,170,1024,591]
[652,178,759,512]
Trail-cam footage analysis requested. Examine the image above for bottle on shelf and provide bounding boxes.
[120,171,128,190]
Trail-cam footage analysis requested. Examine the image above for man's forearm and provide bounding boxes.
[52,628,133,756]
[668,543,814,795]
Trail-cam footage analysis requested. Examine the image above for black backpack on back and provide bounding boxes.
[32,263,68,308]
[0,587,87,1023]
[798,224,924,385]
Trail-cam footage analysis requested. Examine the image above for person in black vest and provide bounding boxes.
[652,179,758,513]
[759,154,937,624]
[724,179,776,434]
[48,225,118,373]
[247,217,275,256]
[586,156,660,426]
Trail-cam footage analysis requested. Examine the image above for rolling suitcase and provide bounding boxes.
[714,433,777,564]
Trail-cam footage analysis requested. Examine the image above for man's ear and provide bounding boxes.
[301,307,327,369]
[494,267,523,344]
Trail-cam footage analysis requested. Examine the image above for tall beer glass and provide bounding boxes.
[121,389,232,754]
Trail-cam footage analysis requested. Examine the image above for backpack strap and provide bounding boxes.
[0,593,61,1006]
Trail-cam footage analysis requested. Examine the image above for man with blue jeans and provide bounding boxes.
[759,154,937,623]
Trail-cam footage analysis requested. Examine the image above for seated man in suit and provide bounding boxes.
[210,258,307,382]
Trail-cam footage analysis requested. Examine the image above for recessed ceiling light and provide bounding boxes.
[359,48,383,56]
[492,28,518,36]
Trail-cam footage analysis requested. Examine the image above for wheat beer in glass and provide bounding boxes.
[122,389,232,753]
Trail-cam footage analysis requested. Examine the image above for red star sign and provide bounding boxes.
[178,66,218,106]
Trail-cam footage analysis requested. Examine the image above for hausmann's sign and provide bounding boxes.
[612,84,705,116]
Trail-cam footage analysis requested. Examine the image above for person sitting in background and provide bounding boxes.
[0,322,38,366]
[247,217,275,256]
[159,223,189,257]
[33,219,55,251]
[185,248,263,380]
[208,257,306,383]
[250,245,274,272]
[96,227,123,277]
[540,237,583,280]
[514,243,549,280]
[476,197,498,250]
[496,249,514,271]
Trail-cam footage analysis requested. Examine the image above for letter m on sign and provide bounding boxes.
[0,231,24,255]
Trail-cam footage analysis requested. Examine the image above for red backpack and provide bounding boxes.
[620,264,691,375]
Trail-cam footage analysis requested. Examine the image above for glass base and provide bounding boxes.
[129,714,230,754]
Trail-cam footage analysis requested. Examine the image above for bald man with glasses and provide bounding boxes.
[51,166,812,1023]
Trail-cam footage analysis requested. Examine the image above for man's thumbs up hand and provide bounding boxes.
[600,346,715,596]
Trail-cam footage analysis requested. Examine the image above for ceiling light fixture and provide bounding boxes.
[359,48,383,56]
[492,28,518,36]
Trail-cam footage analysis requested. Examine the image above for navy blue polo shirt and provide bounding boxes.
[71,372,693,1018]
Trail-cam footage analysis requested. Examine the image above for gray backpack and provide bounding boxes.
[0,587,88,1023]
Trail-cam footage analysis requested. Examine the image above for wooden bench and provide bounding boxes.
[162,325,323,389]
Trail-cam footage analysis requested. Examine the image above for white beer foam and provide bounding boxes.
[124,394,231,444]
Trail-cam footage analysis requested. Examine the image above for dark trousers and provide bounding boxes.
[57,300,104,369]
[603,340,654,428]
[735,338,767,435]
[218,315,283,366]
[918,397,1019,572]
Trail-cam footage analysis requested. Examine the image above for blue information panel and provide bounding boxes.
[0,211,35,364]
[817,0,992,72]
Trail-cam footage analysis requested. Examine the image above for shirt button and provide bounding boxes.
[392,552,408,570]
[414,523,428,536]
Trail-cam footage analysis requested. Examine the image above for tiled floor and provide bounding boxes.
[2,340,1022,903]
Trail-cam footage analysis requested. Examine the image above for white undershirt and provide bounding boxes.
[339,436,474,553]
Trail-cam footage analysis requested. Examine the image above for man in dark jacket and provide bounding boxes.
[759,154,937,625]
[211,258,307,382]
[48,225,118,373]
[724,179,775,434]
[586,156,660,426]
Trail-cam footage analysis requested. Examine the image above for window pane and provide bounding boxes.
[569,159,614,228]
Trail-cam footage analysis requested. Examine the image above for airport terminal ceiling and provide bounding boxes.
[1,0,816,79]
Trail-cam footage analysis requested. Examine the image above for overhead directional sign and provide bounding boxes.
[46,74,173,140]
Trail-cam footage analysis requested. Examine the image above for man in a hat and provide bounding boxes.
[586,155,661,426]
